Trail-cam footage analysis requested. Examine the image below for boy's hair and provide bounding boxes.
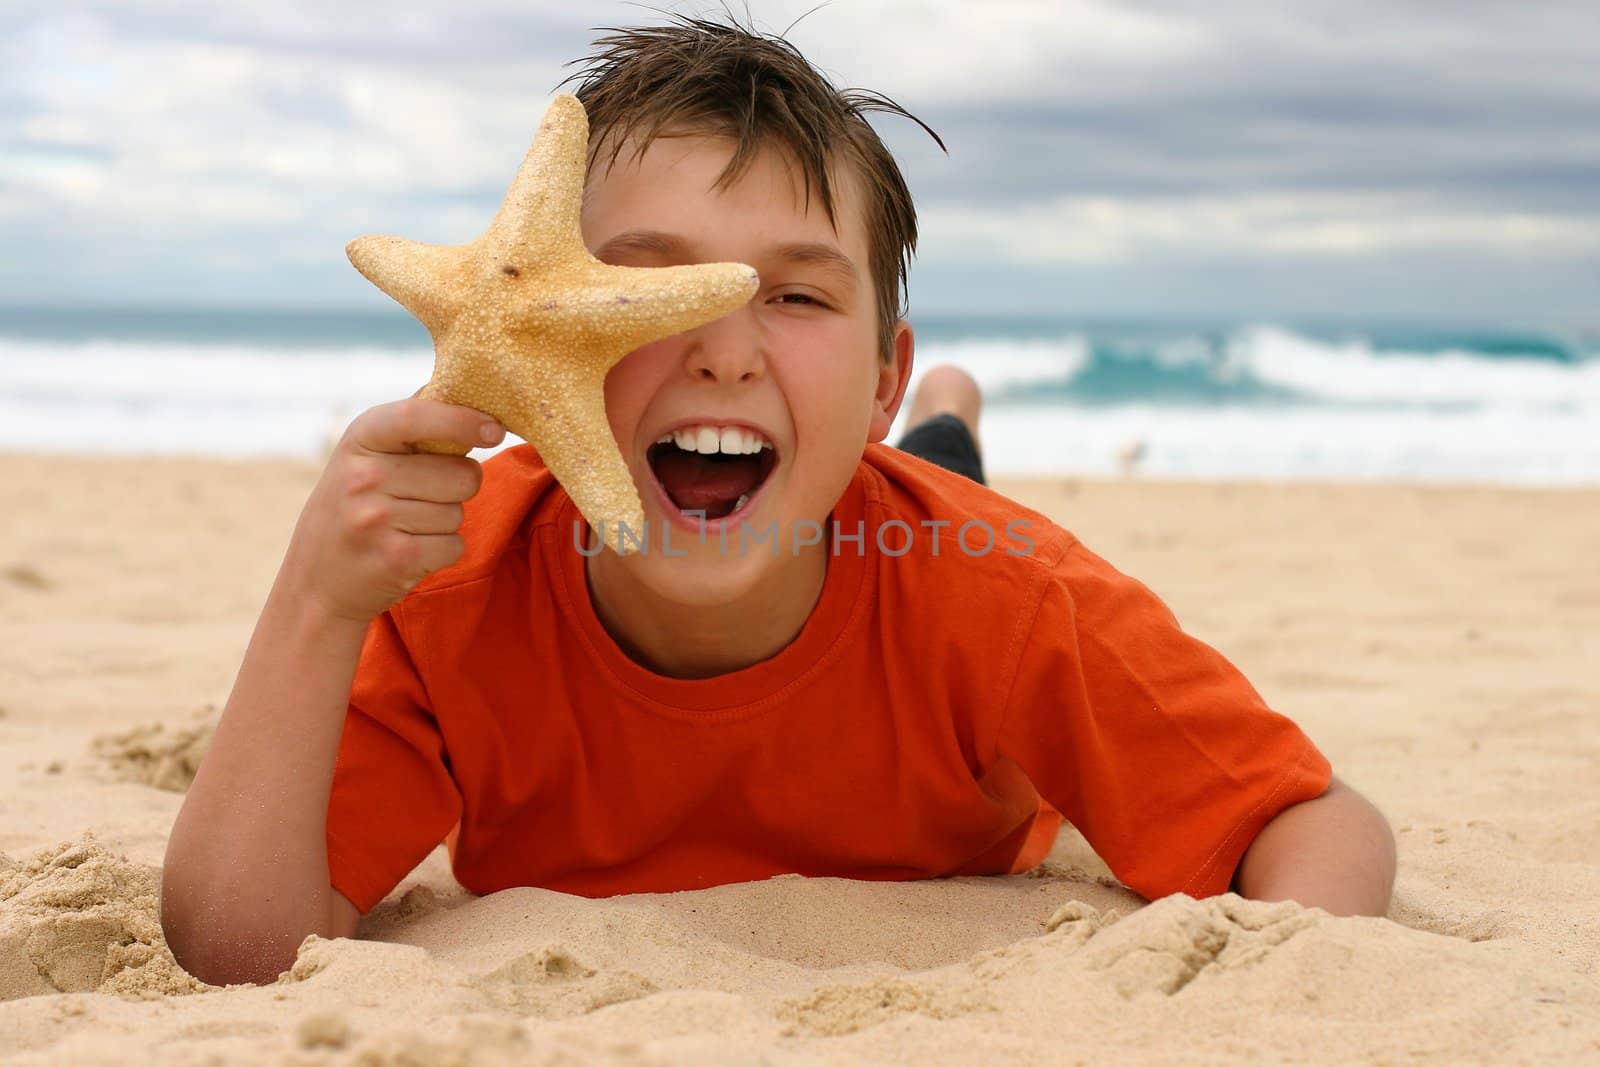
[559,13,945,363]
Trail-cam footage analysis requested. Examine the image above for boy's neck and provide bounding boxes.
[582,544,829,680]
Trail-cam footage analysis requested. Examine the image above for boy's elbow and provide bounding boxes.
[160,892,302,988]
[160,861,350,987]
[1230,775,1397,917]
[1331,776,1399,878]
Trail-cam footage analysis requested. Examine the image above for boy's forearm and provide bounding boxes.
[162,571,368,986]
[1229,776,1396,917]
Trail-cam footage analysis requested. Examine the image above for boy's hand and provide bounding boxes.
[283,398,506,624]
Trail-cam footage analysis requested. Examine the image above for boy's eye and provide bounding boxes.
[774,292,826,308]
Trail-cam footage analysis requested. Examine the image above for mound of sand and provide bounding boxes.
[0,835,207,1001]
[90,707,216,793]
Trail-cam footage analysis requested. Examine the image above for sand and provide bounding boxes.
[1,451,1597,1064]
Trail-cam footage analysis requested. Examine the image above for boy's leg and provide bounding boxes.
[893,364,987,485]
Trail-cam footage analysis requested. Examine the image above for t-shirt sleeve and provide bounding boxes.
[325,607,463,914]
[996,539,1332,901]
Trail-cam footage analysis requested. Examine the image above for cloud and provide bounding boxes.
[2,0,1597,320]
[922,192,1600,264]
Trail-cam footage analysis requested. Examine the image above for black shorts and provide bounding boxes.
[893,412,986,486]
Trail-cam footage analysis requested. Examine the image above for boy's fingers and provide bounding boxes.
[383,453,484,504]
[385,498,467,537]
[352,398,504,455]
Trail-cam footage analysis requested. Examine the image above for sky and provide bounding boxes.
[3,0,1598,324]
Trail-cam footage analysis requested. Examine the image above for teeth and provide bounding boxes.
[734,492,750,511]
[658,423,774,455]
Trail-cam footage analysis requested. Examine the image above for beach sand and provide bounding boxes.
[2,451,1597,1063]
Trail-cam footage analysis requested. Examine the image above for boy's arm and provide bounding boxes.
[161,399,497,987]
[1229,775,1397,917]
[162,583,367,986]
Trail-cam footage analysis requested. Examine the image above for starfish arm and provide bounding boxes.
[345,236,470,336]
[482,93,590,263]
[405,332,648,556]
[545,261,761,353]
[496,364,645,556]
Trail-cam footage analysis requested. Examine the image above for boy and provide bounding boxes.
[162,17,1395,987]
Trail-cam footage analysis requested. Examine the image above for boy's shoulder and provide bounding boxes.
[860,445,1148,668]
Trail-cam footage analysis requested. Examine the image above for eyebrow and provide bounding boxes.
[593,229,860,291]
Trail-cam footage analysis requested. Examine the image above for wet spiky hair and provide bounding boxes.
[558,11,945,362]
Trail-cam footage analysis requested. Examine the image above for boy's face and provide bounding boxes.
[579,132,912,608]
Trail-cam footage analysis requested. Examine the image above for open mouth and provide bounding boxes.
[646,425,779,521]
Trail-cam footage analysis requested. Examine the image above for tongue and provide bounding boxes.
[652,450,763,512]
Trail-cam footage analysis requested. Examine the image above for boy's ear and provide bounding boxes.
[867,319,915,444]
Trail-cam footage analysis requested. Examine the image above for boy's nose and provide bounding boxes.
[680,307,765,385]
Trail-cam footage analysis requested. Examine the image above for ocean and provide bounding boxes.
[2,305,1597,485]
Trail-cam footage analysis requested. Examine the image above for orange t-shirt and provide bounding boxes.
[326,442,1331,913]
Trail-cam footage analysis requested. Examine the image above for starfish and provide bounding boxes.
[345,93,759,555]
